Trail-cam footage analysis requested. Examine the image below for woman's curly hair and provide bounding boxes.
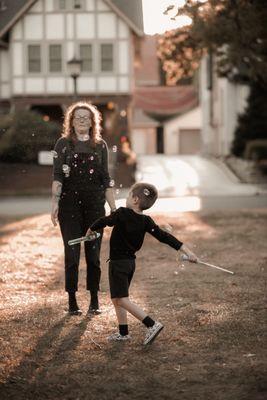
[62,101,102,145]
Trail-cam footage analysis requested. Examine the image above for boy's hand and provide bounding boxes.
[86,228,93,237]
[180,244,199,263]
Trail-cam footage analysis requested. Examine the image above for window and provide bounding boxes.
[73,0,82,9]
[100,44,113,72]
[80,44,93,72]
[49,45,62,72]
[58,0,66,9]
[28,45,41,73]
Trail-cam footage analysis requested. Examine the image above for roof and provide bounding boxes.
[105,0,143,36]
[133,86,199,118]
[0,0,36,39]
[0,0,143,41]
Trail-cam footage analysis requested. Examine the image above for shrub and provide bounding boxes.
[232,83,267,157]
[0,111,61,163]
[244,140,267,161]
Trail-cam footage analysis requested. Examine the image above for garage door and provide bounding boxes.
[179,129,201,154]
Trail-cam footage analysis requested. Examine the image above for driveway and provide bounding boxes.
[135,155,267,197]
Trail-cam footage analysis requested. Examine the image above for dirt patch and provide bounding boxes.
[0,210,266,400]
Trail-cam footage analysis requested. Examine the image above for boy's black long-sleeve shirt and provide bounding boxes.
[90,207,183,260]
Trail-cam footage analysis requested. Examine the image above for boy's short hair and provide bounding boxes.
[130,182,158,210]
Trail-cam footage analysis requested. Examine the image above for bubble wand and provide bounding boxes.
[68,232,100,246]
[180,255,234,275]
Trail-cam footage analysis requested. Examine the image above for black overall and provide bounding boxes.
[53,137,111,293]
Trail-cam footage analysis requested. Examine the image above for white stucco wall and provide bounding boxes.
[0,49,11,98]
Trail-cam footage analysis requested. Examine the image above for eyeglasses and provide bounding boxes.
[73,116,91,122]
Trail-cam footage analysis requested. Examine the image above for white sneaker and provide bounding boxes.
[107,332,131,342]
[143,321,164,345]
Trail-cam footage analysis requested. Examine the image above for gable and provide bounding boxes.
[0,0,144,42]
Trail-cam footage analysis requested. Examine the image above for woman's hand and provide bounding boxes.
[51,201,59,226]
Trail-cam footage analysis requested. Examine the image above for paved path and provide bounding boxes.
[0,155,266,215]
[136,155,267,197]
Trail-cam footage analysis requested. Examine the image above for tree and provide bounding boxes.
[232,82,267,156]
[158,0,267,86]
[158,0,267,157]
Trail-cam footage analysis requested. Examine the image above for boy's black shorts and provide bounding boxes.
[109,259,136,298]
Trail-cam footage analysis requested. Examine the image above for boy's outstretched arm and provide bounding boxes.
[147,218,199,263]
[85,208,120,236]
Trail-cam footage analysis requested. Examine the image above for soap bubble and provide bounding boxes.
[143,188,150,196]
[62,164,70,177]
[74,153,78,158]
[112,145,117,152]
[89,169,94,174]
[51,150,58,158]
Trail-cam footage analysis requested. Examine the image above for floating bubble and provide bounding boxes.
[112,145,117,152]
[74,153,78,158]
[109,179,115,187]
[90,155,94,160]
[32,133,35,137]
[89,169,94,174]
[119,184,123,188]
[51,150,58,158]
[143,188,150,196]
[164,224,173,233]
[62,164,70,177]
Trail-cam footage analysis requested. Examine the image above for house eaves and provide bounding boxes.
[0,0,144,44]
[0,0,36,41]
[105,0,144,36]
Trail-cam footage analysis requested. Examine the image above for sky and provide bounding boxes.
[142,0,191,35]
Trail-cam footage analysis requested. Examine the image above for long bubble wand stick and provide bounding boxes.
[180,255,234,275]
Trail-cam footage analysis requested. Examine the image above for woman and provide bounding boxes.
[51,101,116,315]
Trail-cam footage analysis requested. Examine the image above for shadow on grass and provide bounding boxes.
[0,308,91,400]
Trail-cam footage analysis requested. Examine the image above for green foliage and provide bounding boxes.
[0,111,61,163]
[232,83,267,156]
[158,0,267,86]
[243,140,267,161]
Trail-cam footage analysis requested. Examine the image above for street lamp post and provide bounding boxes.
[67,56,82,101]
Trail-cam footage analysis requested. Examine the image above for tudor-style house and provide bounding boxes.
[0,0,144,144]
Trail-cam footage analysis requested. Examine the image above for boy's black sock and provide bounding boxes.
[119,324,129,336]
[142,316,155,328]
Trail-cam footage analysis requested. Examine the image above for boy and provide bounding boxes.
[86,183,198,345]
